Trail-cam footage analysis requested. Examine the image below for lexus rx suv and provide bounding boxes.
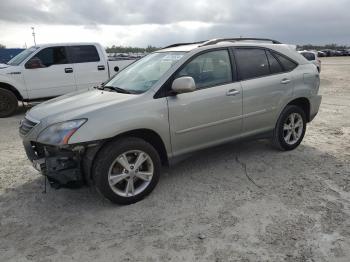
[20,38,322,205]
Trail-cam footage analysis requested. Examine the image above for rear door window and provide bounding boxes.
[69,45,100,63]
[234,48,270,80]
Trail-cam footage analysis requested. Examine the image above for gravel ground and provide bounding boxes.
[0,57,349,262]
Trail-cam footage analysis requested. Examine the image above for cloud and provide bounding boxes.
[0,0,349,46]
[1,0,349,26]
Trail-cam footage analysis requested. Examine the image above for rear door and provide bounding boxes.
[23,46,76,99]
[68,45,109,90]
[167,49,243,156]
[233,48,295,134]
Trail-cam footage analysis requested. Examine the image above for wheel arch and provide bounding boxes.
[111,129,169,166]
[286,97,311,122]
[83,128,169,184]
[0,82,23,101]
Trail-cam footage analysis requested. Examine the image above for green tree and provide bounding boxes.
[0,44,6,49]
[105,45,159,54]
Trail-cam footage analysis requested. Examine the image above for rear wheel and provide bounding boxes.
[92,137,161,205]
[273,105,306,151]
[0,88,18,118]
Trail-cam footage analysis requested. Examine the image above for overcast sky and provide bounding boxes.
[0,0,349,48]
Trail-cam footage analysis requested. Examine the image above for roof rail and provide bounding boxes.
[200,38,282,46]
[162,41,204,49]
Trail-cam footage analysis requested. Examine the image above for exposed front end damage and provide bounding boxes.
[24,141,102,189]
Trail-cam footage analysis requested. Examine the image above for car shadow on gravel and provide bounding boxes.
[0,138,347,210]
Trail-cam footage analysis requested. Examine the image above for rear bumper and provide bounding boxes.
[309,95,322,121]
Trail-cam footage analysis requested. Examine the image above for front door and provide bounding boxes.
[167,49,243,156]
[23,46,76,99]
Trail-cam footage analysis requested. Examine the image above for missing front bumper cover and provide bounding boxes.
[45,156,83,188]
[25,141,103,189]
[32,145,84,189]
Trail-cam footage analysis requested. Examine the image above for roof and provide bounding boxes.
[159,44,201,52]
[159,38,285,52]
[30,42,102,48]
[159,38,305,64]
[299,50,317,54]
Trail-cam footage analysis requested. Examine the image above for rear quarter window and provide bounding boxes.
[273,52,298,72]
[266,51,283,74]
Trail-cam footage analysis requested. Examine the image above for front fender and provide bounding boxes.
[67,97,172,156]
[0,71,27,99]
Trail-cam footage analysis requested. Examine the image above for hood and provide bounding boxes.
[0,63,10,69]
[0,64,12,71]
[27,89,137,123]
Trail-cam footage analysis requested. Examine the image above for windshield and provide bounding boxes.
[7,47,39,66]
[105,51,185,93]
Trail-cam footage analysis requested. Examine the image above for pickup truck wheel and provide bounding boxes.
[273,105,306,151]
[92,137,161,205]
[0,88,18,118]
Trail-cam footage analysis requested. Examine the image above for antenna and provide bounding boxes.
[31,27,36,46]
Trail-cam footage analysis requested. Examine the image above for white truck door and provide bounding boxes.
[22,46,76,99]
[68,45,109,90]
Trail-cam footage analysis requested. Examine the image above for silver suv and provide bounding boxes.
[20,38,322,204]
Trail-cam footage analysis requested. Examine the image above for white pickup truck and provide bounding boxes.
[0,42,135,117]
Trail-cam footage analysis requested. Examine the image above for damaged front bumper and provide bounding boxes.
[23,140,101,189]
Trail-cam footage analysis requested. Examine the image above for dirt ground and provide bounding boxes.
[0,57,349,262]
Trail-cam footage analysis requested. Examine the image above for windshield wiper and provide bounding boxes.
[102,86,134,94]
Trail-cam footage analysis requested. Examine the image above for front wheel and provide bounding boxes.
[92,137,161,205]
[273,105,307,151]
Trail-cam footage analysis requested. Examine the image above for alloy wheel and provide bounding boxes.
[107,150,154,197]
[283,112,303,145]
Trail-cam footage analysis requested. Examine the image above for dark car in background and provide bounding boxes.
[336,49,350,56]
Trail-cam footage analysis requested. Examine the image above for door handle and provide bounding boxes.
[226,89,240,96]
[281,78,291,84]
[97,65,105,71]
[65,68,73,73]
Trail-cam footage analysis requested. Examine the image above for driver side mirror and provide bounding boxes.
[171,76,196,94]
[25,57,44,69]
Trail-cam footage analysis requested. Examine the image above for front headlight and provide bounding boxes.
[37,119,87,145]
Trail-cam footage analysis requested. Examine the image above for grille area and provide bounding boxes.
[31,142,46,158]
[19,117,39,136]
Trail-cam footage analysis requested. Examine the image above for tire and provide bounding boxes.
[92,137,161,205]
[273,105,307,151]
[0,88,18,118]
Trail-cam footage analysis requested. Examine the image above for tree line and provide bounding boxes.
[106,43,350,53]
[297,43,349,51]
[105,45,159,53]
